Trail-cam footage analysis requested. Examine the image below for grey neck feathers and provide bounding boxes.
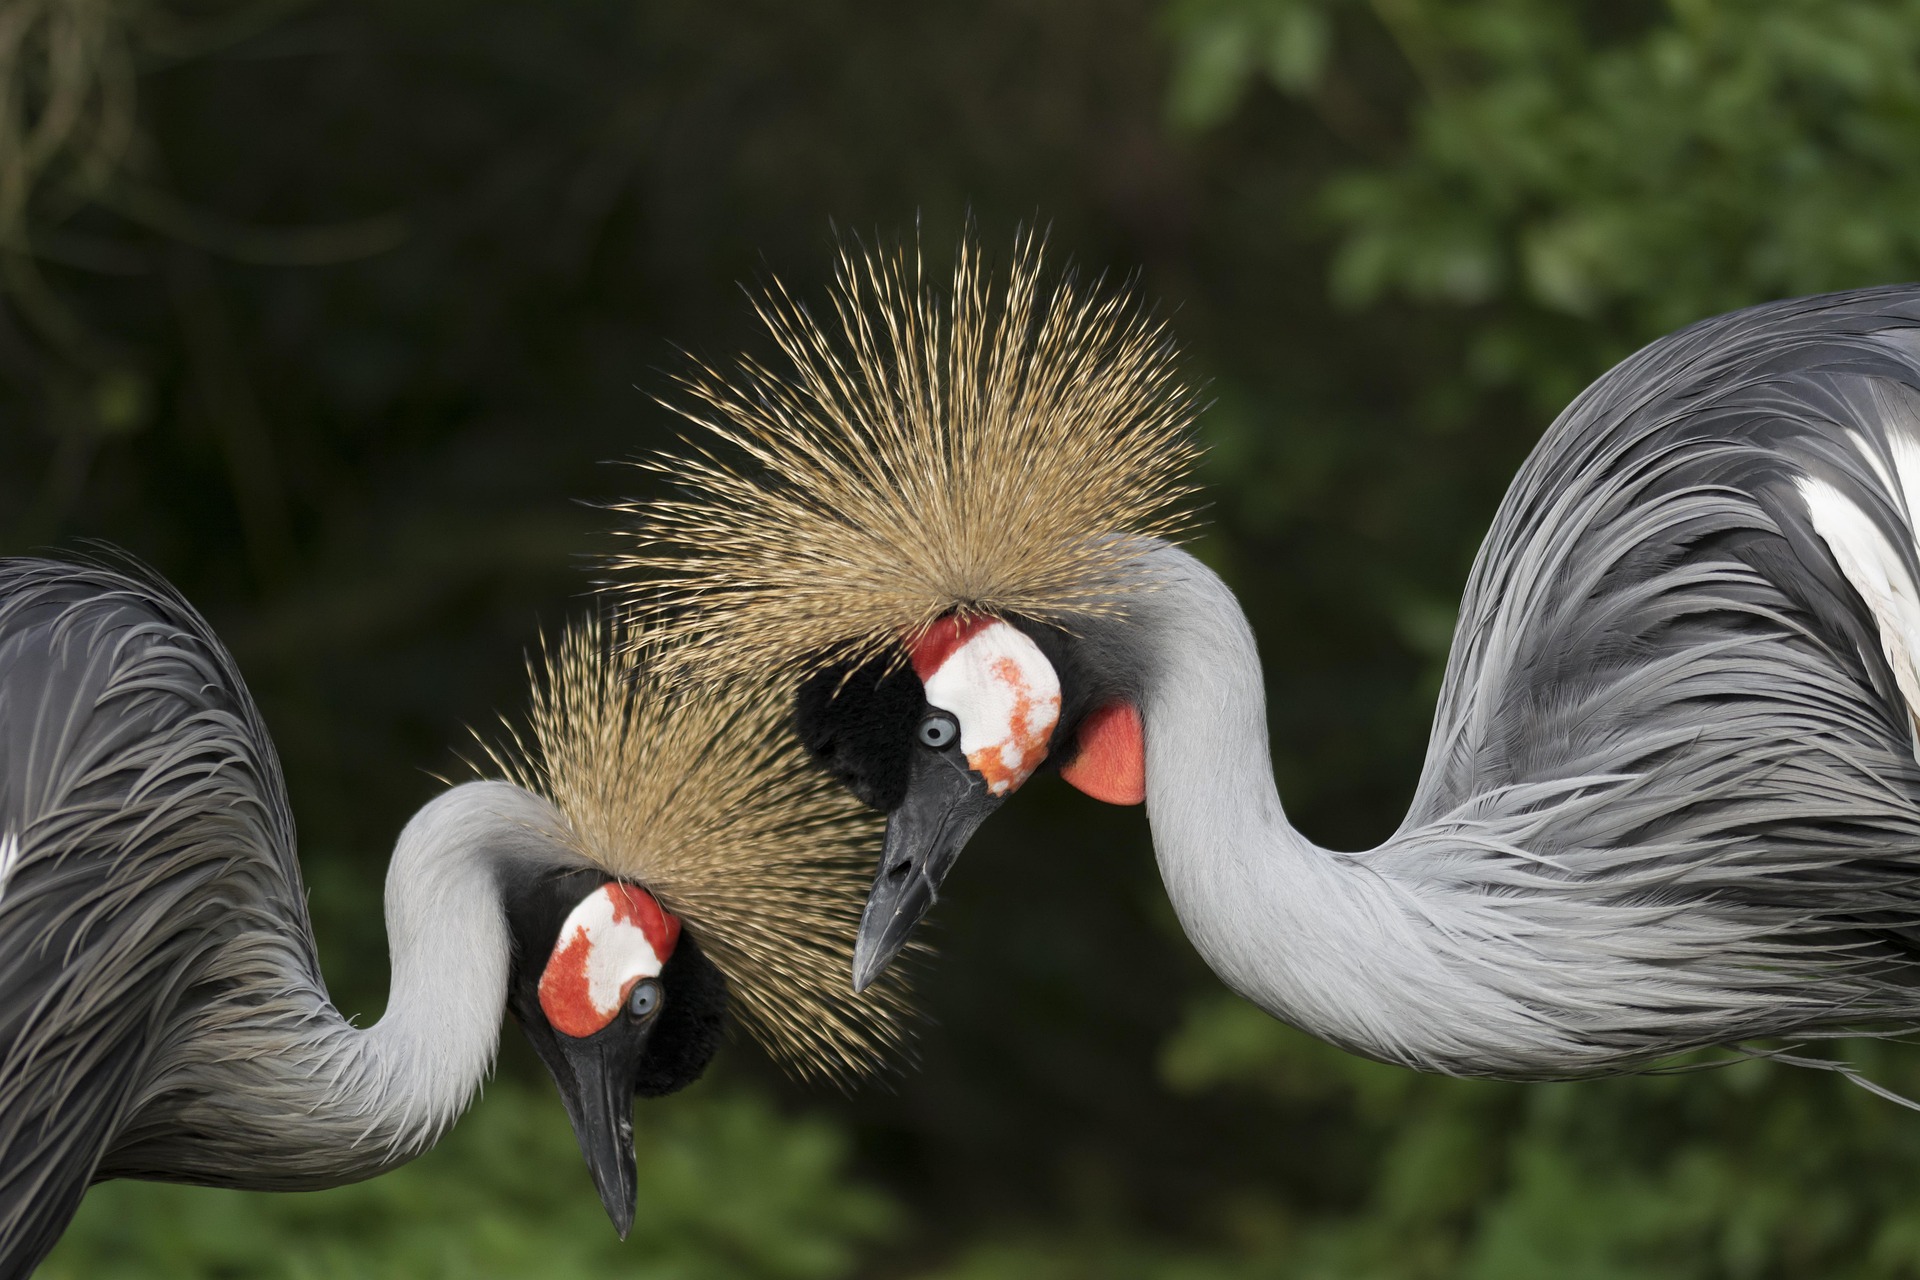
[354,781,563,1157]
[1119,545,1431,1059]
[1119,543,1671,1075]
[115,781,567,1190]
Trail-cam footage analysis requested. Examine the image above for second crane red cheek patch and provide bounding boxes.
[912,617,1062,795]
[539,884,681,1038]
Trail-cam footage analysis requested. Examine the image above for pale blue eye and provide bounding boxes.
[628,980,662,1019]
[919,712,958,749]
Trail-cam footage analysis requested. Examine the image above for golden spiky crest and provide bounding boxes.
[486,616,914,1084]
[613,230,1203,679]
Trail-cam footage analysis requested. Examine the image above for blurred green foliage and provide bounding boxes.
[1170,0,1920,413]
[14,0,1920,1276]
[45,1080,893,1280]
[1150,998,1920,1279]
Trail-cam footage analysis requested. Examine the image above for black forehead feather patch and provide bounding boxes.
[792,650,926,812]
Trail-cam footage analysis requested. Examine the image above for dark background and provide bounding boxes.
[15,1,1920,1276]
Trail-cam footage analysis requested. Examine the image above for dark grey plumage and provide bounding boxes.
[0,559,751,1273]
[0,559,344,1270]
[1122,285,1920,1076]
[1365,285,1920,1067]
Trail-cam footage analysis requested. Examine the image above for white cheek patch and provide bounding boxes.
[538,883,681,1039]
[913,618,1062,795]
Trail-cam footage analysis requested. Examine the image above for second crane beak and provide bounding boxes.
[523,1014,657,1238]
[853,751,1003,991]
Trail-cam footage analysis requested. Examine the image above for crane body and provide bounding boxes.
[0,557,900,1274]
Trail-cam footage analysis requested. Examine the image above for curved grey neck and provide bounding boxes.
[1117,548,1374,1041]
[123,781,570,1189]
[1116,544,1576,1072]
[351,781,569,1157]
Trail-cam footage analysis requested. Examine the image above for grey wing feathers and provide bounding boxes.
[1416,290,1920,806]
[1392,287,1920,1050]
[0,558,311,1275]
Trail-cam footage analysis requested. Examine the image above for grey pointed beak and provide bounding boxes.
[529,1020,655,1237]
[852,752,1003,991]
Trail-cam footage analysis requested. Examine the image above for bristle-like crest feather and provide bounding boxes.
[613,229,1202,677]
[485,617,915,1083]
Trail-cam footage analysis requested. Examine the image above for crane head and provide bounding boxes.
[502,865,725,1238]
[489,613,915,1098]
[798,613,1146,991]
[603,234,1199,997]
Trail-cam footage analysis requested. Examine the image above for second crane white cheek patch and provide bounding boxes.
[912,617,1062,795]
[539,884,681,1038]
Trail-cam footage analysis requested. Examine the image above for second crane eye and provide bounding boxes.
[628,980,662,1019]
[918,712,959,749]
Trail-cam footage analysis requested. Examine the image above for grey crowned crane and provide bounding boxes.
[618,236,1920,1090]
[0,558,908,1276]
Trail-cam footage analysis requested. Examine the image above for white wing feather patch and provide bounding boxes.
[1887,426,1920,528]
[1798,474,1920,757]
[0,831,19,906]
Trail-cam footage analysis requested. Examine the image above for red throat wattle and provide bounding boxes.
[1060,701,1146,805]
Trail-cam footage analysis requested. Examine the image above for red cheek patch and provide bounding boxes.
[1060,701,1146,805]
[538,883,680,1039]
[540,925,600,1039]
